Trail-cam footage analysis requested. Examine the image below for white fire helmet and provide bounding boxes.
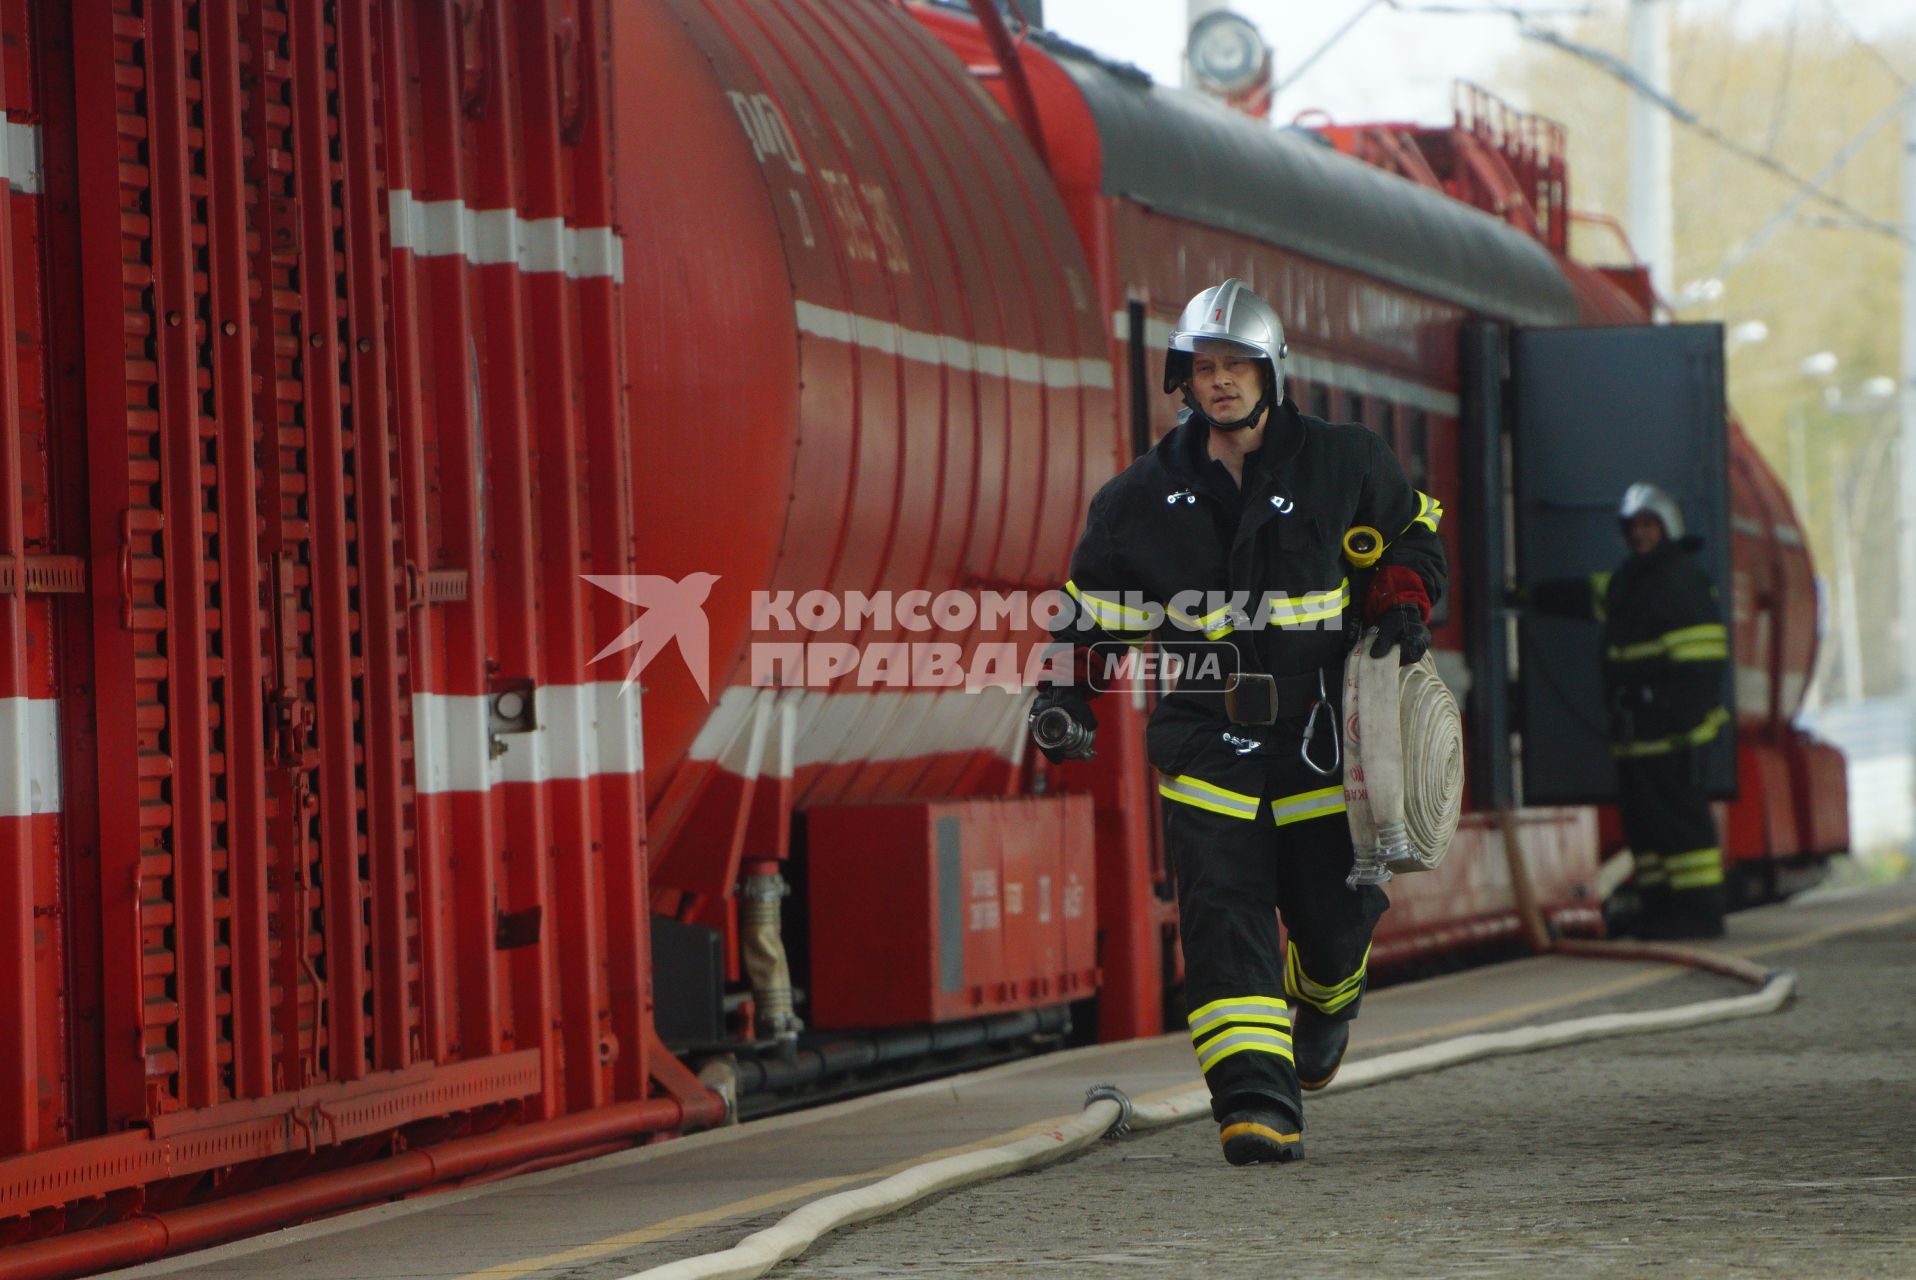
[1163,278,1288,431]
[1619,482,1684,540]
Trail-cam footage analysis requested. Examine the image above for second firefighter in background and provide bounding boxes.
[1529,484,1731,939]
[1030,279,1447,1165]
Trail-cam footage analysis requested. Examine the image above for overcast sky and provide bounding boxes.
[1039,0,1916,126]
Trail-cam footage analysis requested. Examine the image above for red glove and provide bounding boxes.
[1364,565,1430,624]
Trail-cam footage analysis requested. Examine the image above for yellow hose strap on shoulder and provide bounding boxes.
[1590,571,1613,622]
[1158,772,1261,820]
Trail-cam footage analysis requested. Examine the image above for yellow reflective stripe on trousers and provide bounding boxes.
[1270,785,1347,827]
[1187,994,1292,1040]
[1633,850,1668,886]
[1065,580,1153,633]
[1285,941,1370,1014]
[1406,490,1445,533]
[1611,706,1730,758]
[1664,847,1724,890]
[1196,1028,1295,1073]
[1270,579,1350,626]
[1590,571,1613,622]
[1158,772,1262,820]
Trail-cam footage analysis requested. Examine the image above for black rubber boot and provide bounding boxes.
[1218,1109,1304,1165]
[1293,1004,1350,1091]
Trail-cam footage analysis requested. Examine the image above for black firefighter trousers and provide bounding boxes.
[1617,746,1726,927]
[1159,730,1389,1128]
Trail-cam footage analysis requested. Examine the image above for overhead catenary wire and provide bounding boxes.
[1512,23,1912,248]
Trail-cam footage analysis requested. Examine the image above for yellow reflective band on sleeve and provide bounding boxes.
[1065,580,1155,638]
[1269,579,1351,627]
[1196,1028,1296,1073]
[1270,785,1347,827]
[1158,772,1262,820]
[1663,847,1724,890]
[1284,941,1371,1015]
[1610,706,1730,758]
[1590,572,1612,622]
[1167,600,1239,641]
[1406,491,1445,533]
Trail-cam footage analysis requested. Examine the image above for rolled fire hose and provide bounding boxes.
[1342,638,1465,884]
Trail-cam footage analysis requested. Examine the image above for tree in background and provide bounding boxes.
[1499,4,1915,702]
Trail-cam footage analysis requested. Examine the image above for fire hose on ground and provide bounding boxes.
[624,641,1796,1280]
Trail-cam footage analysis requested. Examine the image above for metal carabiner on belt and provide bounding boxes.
[1300,666,1340,777]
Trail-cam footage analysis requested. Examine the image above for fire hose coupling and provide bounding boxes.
[1031,704,1096,761]
[740,872,790,904]
[1082,1083,1135,1138]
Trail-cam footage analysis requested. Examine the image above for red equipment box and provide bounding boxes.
[807,796,1099,1029]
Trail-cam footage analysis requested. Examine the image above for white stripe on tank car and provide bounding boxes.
[1,119,41,194]
[687,684,1032,775]
[411,682,644,796]
[387,190,624,283]
[0,697,60,818]
[792,300,1115,391]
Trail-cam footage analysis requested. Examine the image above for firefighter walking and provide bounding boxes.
[1530,484,1731,939]
[1029,280,1447,1164]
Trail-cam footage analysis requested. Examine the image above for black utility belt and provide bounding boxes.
[1224,667,1331,725]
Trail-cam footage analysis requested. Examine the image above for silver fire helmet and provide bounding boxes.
[1162,277,1288,395]
[1619,482,1684,540]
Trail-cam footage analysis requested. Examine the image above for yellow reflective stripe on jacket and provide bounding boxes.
[1270,785,1347,827]
[1167,600,1239,641]
[1611,706,1731,758]
[1158,772,1262,820]
[1269,579,1350,626]
[1196,1027,1295,1073]
[1187,995,1292,1041]
[1406,490,1445,533]
[1663,847,1724,890]
[1607,622,1728,664]
[1590,572,1613,622]
[1284,941,1371,1015]
[1666,623,1730,662]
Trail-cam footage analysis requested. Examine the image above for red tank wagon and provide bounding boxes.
[0,0,1845,1272]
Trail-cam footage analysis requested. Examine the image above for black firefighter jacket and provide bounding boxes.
[1055,399,1447,772]
[1532,540,1729,756]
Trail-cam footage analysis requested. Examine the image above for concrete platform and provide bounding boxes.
[106,878,1916,1280]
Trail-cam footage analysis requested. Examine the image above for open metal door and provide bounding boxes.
[1510,324,1735,805]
